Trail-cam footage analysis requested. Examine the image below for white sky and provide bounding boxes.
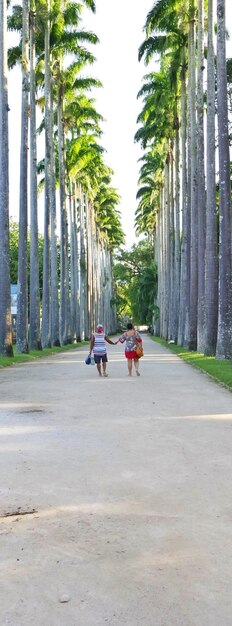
[81,0,154,247]
[8,0,232,249]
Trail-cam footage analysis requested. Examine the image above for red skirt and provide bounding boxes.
[125,350,138,360]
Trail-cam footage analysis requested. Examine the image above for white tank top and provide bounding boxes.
[93,332,107,355]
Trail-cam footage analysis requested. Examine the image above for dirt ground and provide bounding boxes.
[1,335,232,626]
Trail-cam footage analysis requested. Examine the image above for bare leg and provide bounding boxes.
[127,359,132,376]
[97,363,102,376]
[103,362,108,377]
[134,359,140,376]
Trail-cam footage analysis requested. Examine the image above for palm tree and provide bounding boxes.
[29,0,41,350]
[204,0,218,355]
[64,92,103,340]
[33,0,99,345]
[8,0,123,348]
[49,77,60,346]
[188,0,198,351]
[196,0,206,352]
[54,39,99,345]
[41,0,51,349]
[16,0,29,353]
[78,159,124,335]
[139,5,188,344]
[138,1,191,344]
[216,0,232,358]
[178,51,191,346]
[0,0,13,356]
[137,0,232,360]
[136,68,181,340]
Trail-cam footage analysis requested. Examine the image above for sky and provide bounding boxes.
[80,0,154,247]
[8,0,232,249]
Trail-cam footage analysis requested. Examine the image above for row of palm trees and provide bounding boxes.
[135,0,231,359]
[0,0,124,357]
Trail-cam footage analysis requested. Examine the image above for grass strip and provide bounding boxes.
[151,336,232,391]
[0,341,88,369]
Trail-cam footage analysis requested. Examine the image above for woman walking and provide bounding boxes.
[117,322,143,377]
[90,324,116,377]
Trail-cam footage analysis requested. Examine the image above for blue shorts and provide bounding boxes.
[94,354,108,364]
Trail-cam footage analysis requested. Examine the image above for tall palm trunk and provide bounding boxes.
[65,188,72,342]
[79,185,86,340]
[162,154,170,340]
[91,209,98,331]
[29,2,41,350]
[103,247,111,333]
[89,201,96,333]
[68,183,75,339]
[168,145,175,340]
[50,80,60,346]
[42,6,51,348]
[216,0,232,358]
[73,182,80,340]
[83,195,89,339]
[196,0,206,352]
[154,198,161,337]
[98,244,104,324]
[109,250,116,333]
[0,0,13,356]
[173,113,180,343]
[86,197,93,338]
[205,0,218,355]
[183,61,192,347]
[58,70,68,344]
[178,59,189,345]
[160,183,165,338]
[17,0,29,353]
[157,186,164,337]
[188,8,198,350]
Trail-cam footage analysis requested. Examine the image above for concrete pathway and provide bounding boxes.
[0,335,232,626]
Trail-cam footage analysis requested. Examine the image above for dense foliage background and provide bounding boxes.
[113,239,158,325]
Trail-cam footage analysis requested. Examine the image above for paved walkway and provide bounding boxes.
[0,335,232,626]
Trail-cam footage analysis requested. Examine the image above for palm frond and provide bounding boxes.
[82,0,96,13]
[7,4,22,31]
[62,2,82,26]
[145,0,178,35]
[139,35,167,63]
[8,44,22,69]
[72,76,102,91]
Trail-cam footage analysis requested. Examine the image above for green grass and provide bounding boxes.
[0,341,89,369]
[151,336,232,391]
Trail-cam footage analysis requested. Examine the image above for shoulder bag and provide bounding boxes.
[134,333,144,358]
